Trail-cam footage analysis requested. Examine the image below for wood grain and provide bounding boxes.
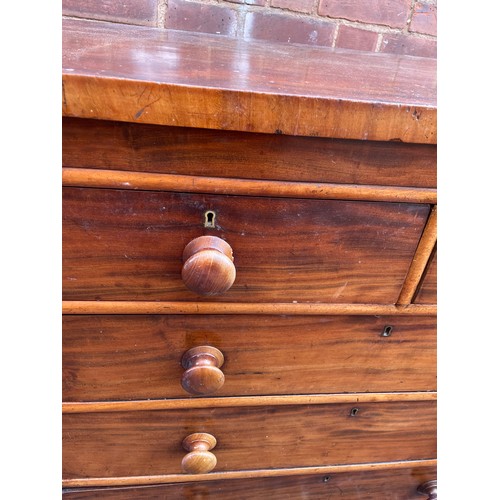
[62,187,430,303]
[181,433,218,474]
[62,301,437,315]
[62,118,437,188]
[62,401,436,478]
[62,459,437,487]
[181,346,226,396]
[413,245,437,304]
[63,393,437,413]
[62,167,437,204]
[62,464,437,498]
[181,235,236,295]
[397,206,437,305]
[62,19,436,143]
[63,314,436,401]
[61,18,438,493]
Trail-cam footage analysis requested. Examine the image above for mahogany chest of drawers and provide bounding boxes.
[62,18,437,499]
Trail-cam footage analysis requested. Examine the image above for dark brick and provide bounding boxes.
[380,33,437,58]
[244,11,336,46]
[410,2,437,36]
[336,25,378,52]
[270,0,316,14]
[62,0,157,26]
[318,0,411,29]
[165,0,238,36]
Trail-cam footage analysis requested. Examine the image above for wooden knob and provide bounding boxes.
[182,236,236,296]
[417,480,437,499]
[181,433,217,474]
[181,346,225,395]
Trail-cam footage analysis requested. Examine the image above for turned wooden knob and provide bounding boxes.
[181,346,225,395]
[181,433,217,474]
[417,480,437,499]
[182,236,236,296]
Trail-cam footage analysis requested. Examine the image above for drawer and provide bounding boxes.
[63,315,436,401]
[62,465,437,499]
[63,401,436,479]
[62,188,430,302]
[62,118,437,188]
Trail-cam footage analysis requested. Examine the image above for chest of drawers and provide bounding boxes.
[62,18,437,499]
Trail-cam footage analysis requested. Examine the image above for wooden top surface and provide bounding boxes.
[62,18,437,143]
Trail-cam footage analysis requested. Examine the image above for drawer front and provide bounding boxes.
[62,118,437,188]
[62,188,430,302]
[63,315,436,401]
[63,402,436,478]
[62,466,437,499]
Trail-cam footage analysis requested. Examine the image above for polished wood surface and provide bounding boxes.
[413,246,437,304]
[62,187,430,302]
[62,19,436,143]
[61,18,437,494]
[181,346,225,396]
[182,236,236,296]
[63,465,437,498]
[62,167,436,204]
[397,206,437,305]
[182,433,218,474]
[62,459,436,487]
[62,118,437,188]
[62,300,437,315]
[62,401,436,478]
[63,315,436,401]
[63,393,436,414]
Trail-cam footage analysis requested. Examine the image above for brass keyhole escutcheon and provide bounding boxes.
[204,210,216,228]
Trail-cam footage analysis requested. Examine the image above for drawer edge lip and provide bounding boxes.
[62,392,437,414]
[62,458,437,488]
[62,301,437,316]
[62,168,437,204]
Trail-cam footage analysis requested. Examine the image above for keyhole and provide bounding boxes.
[204,211,216,228]
[381,325,393,337]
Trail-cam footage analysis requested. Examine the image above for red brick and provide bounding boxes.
[244,11,336,46]
[270,0,316,14]
[336,25,378,52]
[165,0,238,36]
[410,2,437,36]
[225,0,266,6]
[62,0,157,26]
[318,0,411,29]
[380,33,437,58]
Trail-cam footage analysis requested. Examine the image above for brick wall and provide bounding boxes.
[63,0,436,58]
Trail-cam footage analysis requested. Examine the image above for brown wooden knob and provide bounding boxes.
[181,346,225,395]
[417,480,437,499]
[181,433,217,474]
[182,236,236,295]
